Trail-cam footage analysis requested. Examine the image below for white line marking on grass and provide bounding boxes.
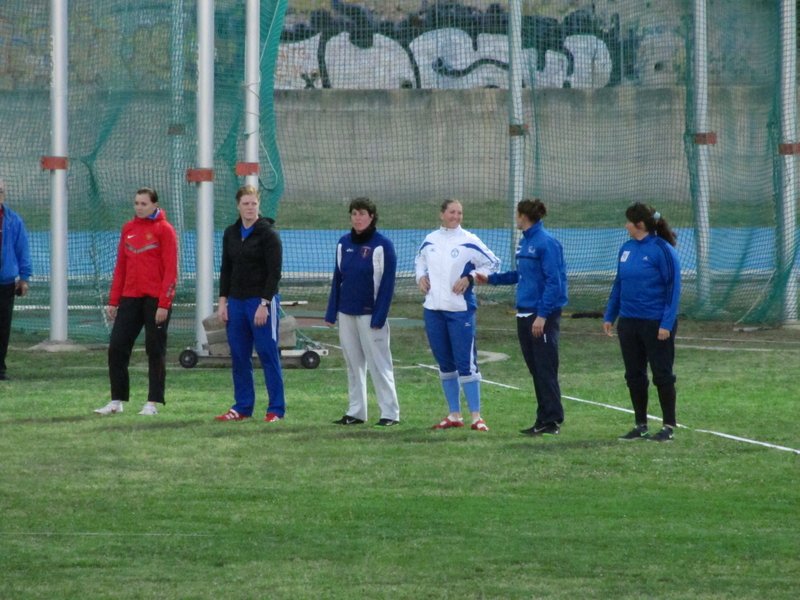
[560,394,800,455]
[0,531,214,537]
[688,429,800,454]
[417,363,527,390]
[676,345,773,352]
[415,363,800,454]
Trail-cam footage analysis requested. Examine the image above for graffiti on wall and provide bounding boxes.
[277,1,638,90]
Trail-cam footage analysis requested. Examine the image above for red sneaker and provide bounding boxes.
[215,409,248,421]
[471,419,489,432]
[432,416,465,429]
[265,413,284,422]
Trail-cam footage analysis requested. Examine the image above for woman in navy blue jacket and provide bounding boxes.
[603,203,681,442]
[325,198,400,427]
[476,199,568,436]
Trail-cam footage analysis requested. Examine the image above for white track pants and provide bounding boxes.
[337,313,400,422]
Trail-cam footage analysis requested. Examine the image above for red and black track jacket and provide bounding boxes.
[109,209,178,309]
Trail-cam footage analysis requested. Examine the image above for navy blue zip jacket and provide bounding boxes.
[487,221,568,318]
[325,226,396,329]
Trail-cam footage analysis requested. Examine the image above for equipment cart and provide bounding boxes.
[178,307,328,370]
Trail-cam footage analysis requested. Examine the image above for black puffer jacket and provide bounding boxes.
[219,217,282,301]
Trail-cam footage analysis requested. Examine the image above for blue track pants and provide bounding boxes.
[226,296,285,418]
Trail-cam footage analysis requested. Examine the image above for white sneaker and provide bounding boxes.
[94,401,123,415]
[138,404,158,416]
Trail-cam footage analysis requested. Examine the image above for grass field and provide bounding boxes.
[0,301,797,599]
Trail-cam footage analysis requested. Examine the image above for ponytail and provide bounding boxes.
[625,202,677,247]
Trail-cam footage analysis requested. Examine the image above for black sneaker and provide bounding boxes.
[520,422,560,436]
[332,415,365,425]
[648,426,675,442]
[618,424,650,440]
[374,418,399,428]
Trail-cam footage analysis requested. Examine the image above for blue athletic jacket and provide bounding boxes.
[326,228,396,329]
[0,205,32,285]
[487,221,567,318]
[604,233,681,330]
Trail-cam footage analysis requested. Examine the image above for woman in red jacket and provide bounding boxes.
[94,188,178,416]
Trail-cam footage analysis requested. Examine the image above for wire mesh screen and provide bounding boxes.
[0,0,792,343]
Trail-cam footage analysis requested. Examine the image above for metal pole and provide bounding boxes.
[195,0,215,352]
[244,0,261,188]
[170,0,187,282]
[779,0,798,323]
[692,0,712,312]
[49,0,68,342]
[508,0,525,258]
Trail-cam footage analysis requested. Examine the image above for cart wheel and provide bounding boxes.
[179,349,199,369]
[300,350,321,369]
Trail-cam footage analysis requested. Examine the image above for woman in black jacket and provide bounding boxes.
[215,185,285,422]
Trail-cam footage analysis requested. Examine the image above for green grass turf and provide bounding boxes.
[0,301,797,599]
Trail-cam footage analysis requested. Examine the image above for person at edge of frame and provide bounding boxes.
[415,199,501,432]
[95,187,178,416]
[0,177,32,382]
[475,198,568,436]
[215,185,286,423]
[603,202,681,442]
[325,197,401,428]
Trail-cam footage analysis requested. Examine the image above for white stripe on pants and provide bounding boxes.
[337,313,400,421]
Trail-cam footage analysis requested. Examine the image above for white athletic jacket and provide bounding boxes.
[415,226,500,312]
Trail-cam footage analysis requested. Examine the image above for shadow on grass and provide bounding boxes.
[282,426,484,444]
[506,439,620,452]
[0,415,89,425]
[95,419,208,431]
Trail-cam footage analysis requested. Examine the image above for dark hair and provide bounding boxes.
[440,199,461,212]
[349,197,378,226]
[625,202,677,247]
[517,198,547,223]
[136,187,158,203]
[235,185,259,203]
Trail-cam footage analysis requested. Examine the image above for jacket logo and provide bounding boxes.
[643,255,649,261]
[361,247,372,259]
[451,248,459,258]
[620,251,630,262]
[146,233,153,240]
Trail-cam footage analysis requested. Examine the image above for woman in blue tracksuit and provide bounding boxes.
[603,202,681,442]
[325,198,400,428]
[415,199,500,431]
[215,185,285,423]
[476,199,568,436]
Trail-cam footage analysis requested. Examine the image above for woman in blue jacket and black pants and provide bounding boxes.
[477,199,568,436]
[603,203,681,442]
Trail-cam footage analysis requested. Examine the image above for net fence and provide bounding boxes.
[0,0,792,343]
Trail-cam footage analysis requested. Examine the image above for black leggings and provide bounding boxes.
[0,283,16,375]
[108,296,170,404]
[617,317,677,426]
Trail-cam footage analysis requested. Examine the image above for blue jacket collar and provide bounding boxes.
[523,221,544,238]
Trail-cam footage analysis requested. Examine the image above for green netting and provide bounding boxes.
[0,0,794,344]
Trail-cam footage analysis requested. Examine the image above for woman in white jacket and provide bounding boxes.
[415,200,500,431]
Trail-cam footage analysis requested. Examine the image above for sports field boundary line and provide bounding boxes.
[0,531,214,537]
[417,363,800,455]
[561,395,800,454]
